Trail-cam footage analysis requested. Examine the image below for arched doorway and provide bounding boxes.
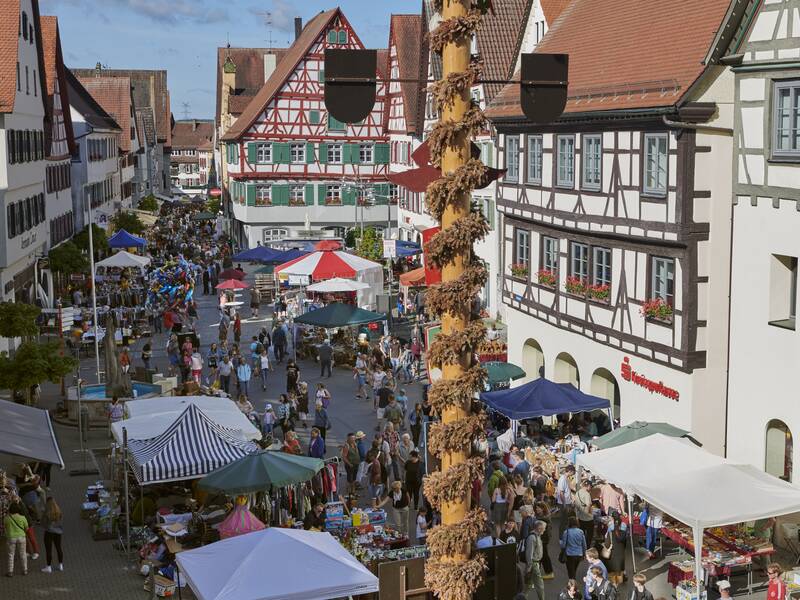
[554,352,579,387]
[765,419,793,482]
[591,368,620,420]
[522,339,544,380]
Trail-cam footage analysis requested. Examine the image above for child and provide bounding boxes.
[190,350,203,383]
[261,405,275,436]
[416,506,428,545]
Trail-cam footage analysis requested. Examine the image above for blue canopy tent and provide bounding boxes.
[269,248,308,264]
[395,240,422,257]
[480,378,612,430]
[233,246,281,263]
[108,229,146,249]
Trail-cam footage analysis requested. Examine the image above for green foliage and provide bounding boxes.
[206,198,220,214]
[138,194,158,212]
[356,227,383,262]
[0,302,40,338]
[111,211,145,235]
[0,340,77,397]
[345,228,361,249]
[73,224,109,259]
[48,241,88,274]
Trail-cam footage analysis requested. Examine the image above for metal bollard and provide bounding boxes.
[79,405,89,443]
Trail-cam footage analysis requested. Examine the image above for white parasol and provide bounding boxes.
[306,277,370,293]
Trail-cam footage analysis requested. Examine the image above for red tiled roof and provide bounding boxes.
[487,0,732,120]
[0,0,21,113]
[215,47,290,126]
[476,0,533,104]
[77,75,133,152]
[540,0,572,26]
[222,9,340,141]
[171,119,214,149]
[40,15,75,157]
[40,16,58,96]
[389,14,425,135]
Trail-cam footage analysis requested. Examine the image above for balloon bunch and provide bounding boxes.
[145,257,198,311]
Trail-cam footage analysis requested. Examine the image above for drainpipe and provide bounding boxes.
[723,199,735,458]
[662,115,733,135]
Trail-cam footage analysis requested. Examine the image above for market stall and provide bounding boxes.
[592,420,697,450]
[108,228,147,249]
[0,399,64,470]
[232,246,280,263]
[176,528,379,600]
[578,434,800,596]
[198,450,324,494]
[95,250,151,270]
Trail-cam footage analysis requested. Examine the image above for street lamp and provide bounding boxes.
[84,190,101,383]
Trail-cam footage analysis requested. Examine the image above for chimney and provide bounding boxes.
[294,17,303,41]
[192,120,197,131]
[264,53,277,83]
[95,62,102,77]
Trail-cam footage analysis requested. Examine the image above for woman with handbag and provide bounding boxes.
[560,516,587,579]
[603,512,627,586]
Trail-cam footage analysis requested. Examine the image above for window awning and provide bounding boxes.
[0,400,64,468]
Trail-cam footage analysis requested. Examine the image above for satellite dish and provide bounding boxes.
[520,53,569,123]
[324,49,377,123]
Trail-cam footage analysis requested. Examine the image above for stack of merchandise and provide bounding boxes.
[675,579,707,600]
[81,482,118,540]
[324,501,346,532]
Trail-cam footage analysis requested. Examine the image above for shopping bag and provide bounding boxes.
[356,461,368,484]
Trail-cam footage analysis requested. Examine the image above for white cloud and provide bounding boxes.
[248,0,295,33]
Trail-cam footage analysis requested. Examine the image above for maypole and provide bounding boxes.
[423,1,492,598]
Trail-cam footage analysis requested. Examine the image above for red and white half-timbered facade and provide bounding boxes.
[221,9,395,247]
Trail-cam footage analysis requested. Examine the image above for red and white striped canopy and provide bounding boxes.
[274,250,381,280]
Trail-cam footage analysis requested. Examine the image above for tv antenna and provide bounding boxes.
[254,11,276,48]
[181,102,191,120]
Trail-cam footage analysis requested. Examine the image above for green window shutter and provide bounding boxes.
[338,30,347,44]
[374,143,390,164]
[317,70,325,84]
[226,144,232,163]
[305,142,315,163]
[317,184,326,205]
[327,114,345,132]
[304,184,315,205]
[247,142,257,164]
[271,184,288,206]
[318,143,328,164]
[309,110,320,124]
[349,144,361,165]
[272,143,287,164]
[374,183,389,204]
[342,187,356,205]
[246,184,256,206]
[327,30,337,44]
[342,144,351,164]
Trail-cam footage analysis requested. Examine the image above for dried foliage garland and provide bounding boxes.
[425,556,488,600]
[427,106,488,168]
[430,61,483,109]
[427,364,486,414]
[423,456,485,508]
[427,319,487,367]
[428,414,487,456]
[425,159,487,221]
[426,508,486,557]
[424,262,487,317]
[429,10,483,55]
[425,210,489,268]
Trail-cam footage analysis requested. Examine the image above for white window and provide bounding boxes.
[255,185,271,206]
[570,242,589,281]
[582,134,602,190]
[514,229,530,268]
[327,184,342,205]
[256,143,272,163]
[557,135,575,188]
[359,143,374,164]
[263,228,288,242]
[327,143,342,164]
[643,133,668,196]
[773,81,800,158]
[290,143,305,163]
[480,142,494,168]
[505,135,520,182]
[651,256,675,305]
[592,247,612,287]
[400,143,409,164]
[768,253,798,330]
[289,184,305,206]
[541,236,558,273]
[526,135,542,184]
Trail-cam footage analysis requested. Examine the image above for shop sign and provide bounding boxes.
[382,239,396,259]
[288,274,310,286]
[620,356,680,401]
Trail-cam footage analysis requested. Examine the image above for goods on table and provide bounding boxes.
[344,525,410,564]
[324,502,386,532]
[676,579,707,600]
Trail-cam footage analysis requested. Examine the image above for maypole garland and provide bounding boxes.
[423,1,493,599]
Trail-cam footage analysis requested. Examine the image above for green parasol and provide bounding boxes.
[483,361,526,385]
[198,450,324,494]
[592,421,694,450]
[294,302,386,327]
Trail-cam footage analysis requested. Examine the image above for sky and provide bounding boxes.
[40,0,417,120]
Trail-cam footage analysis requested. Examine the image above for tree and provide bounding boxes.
[73,224,109,259]
[0,340,77,405]
[111,211,145,235]
[0,302,40,339]
[345,227,361,249]
[48,241,88,274]
[138,194,158,212]
[206,197,220,214]
[355,227,382,262]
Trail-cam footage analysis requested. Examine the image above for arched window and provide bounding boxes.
[765,420,793,482]
[591,368,620,421]
[554,352,580,388]
[522,338,545,380]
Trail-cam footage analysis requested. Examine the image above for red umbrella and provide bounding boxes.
[216,279,250,290]
[219,268,245,280]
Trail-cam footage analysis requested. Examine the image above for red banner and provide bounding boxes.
[422,227,442,286]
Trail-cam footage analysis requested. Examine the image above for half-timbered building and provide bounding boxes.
[219,9,394,247]
[40,15,75,250]
[486,0,746,453]
[724,0,800,479]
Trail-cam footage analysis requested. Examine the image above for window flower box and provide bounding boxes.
[537,269,557,287]
[640,297,673,322]
[564,276,587,296]
[510,263,529,278]
[586,283,610,302]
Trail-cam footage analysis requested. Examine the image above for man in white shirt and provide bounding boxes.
[556,465,576,536]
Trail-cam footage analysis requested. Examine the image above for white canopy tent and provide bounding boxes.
[577,434,800,588]
[176,528,379,600]
[112,397,261,443]
[306,277,370,293]
[95,250,150,269]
